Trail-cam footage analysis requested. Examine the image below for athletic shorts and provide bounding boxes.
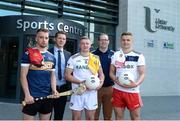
[112,88,143,110]
[69,91,98,111]
[22,99,53,116]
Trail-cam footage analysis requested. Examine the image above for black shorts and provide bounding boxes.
[22,99,53,116]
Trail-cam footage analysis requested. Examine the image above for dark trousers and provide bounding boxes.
[52,84,69,120]
[95,86,113,120]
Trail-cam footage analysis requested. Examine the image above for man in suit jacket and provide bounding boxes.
[48,31,71,120]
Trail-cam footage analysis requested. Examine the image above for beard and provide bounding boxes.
[39,43,48,48]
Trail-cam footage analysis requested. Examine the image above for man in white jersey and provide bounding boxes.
[65,36,104,120]
[109,32,145,120]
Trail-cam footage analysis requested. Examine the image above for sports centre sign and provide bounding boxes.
[0,15,85,38]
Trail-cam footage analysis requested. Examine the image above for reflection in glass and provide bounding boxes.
[0,37,19,99]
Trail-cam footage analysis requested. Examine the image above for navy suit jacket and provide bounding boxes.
[48,47,71,90]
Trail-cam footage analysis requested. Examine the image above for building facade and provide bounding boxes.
[116,0,180,96]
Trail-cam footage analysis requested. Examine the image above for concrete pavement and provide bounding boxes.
[0,96,180,120]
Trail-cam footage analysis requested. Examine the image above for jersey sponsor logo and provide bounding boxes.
[115,61,124,68]
[44,62,54,68]
[124,64,134,69]
[30,61,54,70]
[76,65,89,69]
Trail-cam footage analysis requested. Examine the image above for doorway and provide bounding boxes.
[0,36,19,100]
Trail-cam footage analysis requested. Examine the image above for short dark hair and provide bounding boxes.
[98,33,109,41]
[121,32,133,37]
[36,28,49,34]
[55,31,66,38]
[80,36,89,41]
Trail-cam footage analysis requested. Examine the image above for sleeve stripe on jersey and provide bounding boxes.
[21,63,30,67]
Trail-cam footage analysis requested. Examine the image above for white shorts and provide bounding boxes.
[69,90,98,111]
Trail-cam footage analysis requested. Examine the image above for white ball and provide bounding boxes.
[118,71,134,85]
[85,75,100,90]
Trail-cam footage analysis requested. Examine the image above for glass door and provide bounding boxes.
[0,37,19,99]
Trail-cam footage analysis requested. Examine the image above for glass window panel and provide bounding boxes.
[0,36,19,99]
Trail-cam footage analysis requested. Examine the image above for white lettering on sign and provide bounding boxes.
[16,19,83,36]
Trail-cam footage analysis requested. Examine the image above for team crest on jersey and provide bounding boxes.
[84,59,88,64]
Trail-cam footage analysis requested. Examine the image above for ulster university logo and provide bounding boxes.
[144,6,157,33]
[144,6,175,33]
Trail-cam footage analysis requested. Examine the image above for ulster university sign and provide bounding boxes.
[0,15,85,38]
[144,6,175,33]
